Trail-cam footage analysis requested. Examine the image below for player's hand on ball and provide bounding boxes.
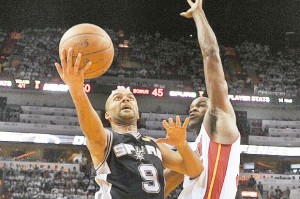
[156,116,189,148]
[55,47,92,88]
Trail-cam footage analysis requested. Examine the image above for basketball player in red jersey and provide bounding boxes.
[55,48,203,199]
[164,0,241,198]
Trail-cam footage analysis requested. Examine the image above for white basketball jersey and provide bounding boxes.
[179,124,240,199]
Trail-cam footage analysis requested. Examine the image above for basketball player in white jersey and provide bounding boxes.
[55,47,203,198]
[164,0,241,198]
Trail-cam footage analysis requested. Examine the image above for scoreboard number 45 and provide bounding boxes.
[151,88,164,97]
[132,88,164,97]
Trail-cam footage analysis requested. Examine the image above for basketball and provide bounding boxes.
[59,23,114,79]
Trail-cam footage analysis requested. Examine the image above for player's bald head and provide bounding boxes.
[191,96,209,105]
[105,86,132,111]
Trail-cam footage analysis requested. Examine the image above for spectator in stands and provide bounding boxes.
[87,181,96,196]
[257,181,263,196]
[55,47,203,198]
[248,175,256,189]
[285,186,290,198]
[275,186,282,199]
[269,190,276,199]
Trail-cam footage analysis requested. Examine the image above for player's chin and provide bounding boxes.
[120,112,136,120]
[188,122,198,132]
[188,117,201,127]
[189,113,204,120]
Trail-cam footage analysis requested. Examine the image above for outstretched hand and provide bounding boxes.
[156,116,189,148]
[55,47,92,89]
[180,0,203,19]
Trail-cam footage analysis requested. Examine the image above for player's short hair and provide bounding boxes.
[110,86,130,96]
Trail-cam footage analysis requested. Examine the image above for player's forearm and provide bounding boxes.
[164,169,184,197]
[193,10,219,59]
[177,141,203,178]
[193,9,228,106]
[69,87,105,141]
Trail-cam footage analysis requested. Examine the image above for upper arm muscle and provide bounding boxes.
[86,128,109,168]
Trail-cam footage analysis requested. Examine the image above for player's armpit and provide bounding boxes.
[204,107,240,144]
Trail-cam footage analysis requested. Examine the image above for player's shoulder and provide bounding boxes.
[141,136,161,147]
[142,136,155,142]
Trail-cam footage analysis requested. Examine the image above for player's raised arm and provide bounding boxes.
[182,0,239,143]
[181,0,228,111]
[55,47,108,167]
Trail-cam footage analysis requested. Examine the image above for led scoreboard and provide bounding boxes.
[0,79,92,93]
[132,88,164,97]
[0,78,298,104]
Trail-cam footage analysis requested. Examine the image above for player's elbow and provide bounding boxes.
[206,79,228,97]
[203,46,220,59]
[187,163,204,179]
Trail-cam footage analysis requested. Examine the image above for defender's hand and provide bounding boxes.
[180,0,203,19]
[156,116,189,148]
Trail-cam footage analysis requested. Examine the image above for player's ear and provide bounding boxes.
[105,112,111,120]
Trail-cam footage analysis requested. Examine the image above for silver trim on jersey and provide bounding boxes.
[95,129,113,171]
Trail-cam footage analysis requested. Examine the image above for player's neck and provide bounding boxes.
[188,120,203,135]
[111,124,138,134]
[194,126,201,135]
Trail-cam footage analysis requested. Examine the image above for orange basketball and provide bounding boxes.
[59,23,114,79]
